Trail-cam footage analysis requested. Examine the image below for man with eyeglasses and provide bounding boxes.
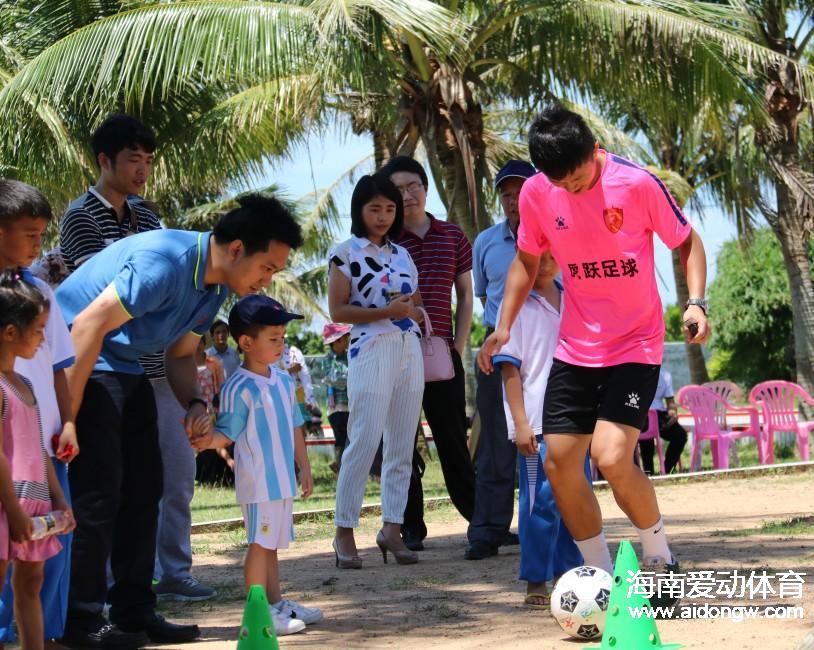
[382,155,476,551]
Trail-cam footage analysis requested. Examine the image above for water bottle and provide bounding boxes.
[30,511,71,540]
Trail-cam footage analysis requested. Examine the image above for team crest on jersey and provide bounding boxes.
[603,207,624,233]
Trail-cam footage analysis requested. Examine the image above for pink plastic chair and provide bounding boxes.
[703,380,757,466]
[749,380,814,463]
[678,386,766,471]
[638,409,667,474]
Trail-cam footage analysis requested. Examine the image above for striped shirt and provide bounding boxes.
[215,367,305,504]
[395,214,472,345]
[60,188,165,378]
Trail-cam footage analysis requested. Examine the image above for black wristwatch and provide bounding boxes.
[188,397,207,411]
[685,298,708,315]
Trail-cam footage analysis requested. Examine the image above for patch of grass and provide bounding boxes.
[712,516,814,538]
[191,452,450,523]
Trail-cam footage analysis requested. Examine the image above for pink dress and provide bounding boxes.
[0,374,61,562]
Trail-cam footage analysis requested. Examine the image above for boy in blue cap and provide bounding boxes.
[190,295,319,635]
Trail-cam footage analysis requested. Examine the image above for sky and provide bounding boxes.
[253,120,741,324]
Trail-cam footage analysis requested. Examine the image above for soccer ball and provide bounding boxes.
[550,566,612,640]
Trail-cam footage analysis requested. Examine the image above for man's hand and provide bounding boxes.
[477,328,510,374]
[515,424,539,457]
[664,407,679,429]
[299,464,313,498]
[683,305,711,344]
[54,423,79,462]
[184,402,210,442]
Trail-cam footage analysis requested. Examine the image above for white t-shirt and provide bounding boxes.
[649,368,674,411]
[15,270,75,456]
[493,288,562,440]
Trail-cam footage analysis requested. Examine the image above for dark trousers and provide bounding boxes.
[67,372,163,629]
[640,411,688,475]
[467,365,517,545]
[328,411,349,450]
[402,349,475,540]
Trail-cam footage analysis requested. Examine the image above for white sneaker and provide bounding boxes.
[275,598,324,624]
[270,606,306,635]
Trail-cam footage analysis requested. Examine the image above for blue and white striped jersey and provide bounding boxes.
[215,366,304,504]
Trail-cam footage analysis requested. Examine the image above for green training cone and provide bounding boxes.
[590,540,683,650]
[237,585,279,650]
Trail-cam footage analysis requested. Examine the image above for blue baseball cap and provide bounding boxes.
[495,160,537,189]
[228,294,303,338]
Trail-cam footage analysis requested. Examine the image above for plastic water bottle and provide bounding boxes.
[30,511,71,540]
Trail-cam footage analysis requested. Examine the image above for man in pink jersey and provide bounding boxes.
[478,102,710,607]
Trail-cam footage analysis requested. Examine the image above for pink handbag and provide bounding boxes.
[417,307,454,382]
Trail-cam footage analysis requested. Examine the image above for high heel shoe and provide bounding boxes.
[332,538,363,569]
[376,530,418,565]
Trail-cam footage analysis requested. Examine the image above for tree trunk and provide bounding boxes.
[372,129,393,171]
[772,189,814,394]
[672,247,709,384]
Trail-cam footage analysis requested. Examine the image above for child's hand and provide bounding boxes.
[299,465,313,499]
[515,425,539,458]
[191,430,213,451]
[51,501,77,534]
[8,506,32,543]
[54,423,80,462]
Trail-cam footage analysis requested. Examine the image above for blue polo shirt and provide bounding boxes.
[56,229,228,374]
[472,220,516,328]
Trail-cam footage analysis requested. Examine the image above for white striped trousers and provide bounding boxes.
[335,332,424,528]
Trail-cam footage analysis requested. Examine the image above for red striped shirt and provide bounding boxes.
[396,214,472,344]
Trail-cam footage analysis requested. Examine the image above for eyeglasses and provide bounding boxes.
[394,181,425,196]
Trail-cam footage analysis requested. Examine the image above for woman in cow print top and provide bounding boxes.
[328,173,426,567]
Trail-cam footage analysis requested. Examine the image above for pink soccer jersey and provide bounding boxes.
[516,152,692,367]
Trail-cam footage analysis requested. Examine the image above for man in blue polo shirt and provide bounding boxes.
[467,160,537,560]
[56,195,303,648]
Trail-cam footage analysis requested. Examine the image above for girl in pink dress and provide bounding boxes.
[0,272,74,649]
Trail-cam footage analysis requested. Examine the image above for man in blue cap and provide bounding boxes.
[466,160,537,560]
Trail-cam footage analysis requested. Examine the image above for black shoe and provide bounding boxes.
[119,613,200,644]
[464,541,498,560]
[500,531,520,547]
[402,534,425,551]
[62,621,149,649]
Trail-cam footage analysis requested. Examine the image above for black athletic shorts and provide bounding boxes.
[543,359,661,434]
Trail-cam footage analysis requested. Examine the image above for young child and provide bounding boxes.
[191,295,319,635]
[0,179,78,644]
[0,271,76,649]
[492,252,587,607]
[321,323,351,473]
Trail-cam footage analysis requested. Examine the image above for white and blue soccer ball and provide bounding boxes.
[550,565,612,640]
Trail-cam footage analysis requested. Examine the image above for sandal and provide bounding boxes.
[524,583,551,609]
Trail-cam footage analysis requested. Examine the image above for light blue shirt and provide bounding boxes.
[216,367,305,504]
[56,230,228,374]
[472,220,517,328]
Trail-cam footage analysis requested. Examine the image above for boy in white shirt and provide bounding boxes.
[492,252,588,607]
[191,295,320,635]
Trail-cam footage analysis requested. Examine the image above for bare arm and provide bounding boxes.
[65,283,132,417]
[53,369,79,461]
[476,251,538,374]
[501,363,538,457]
[328,264,411,323]
[453,272,473,357]
[678,229,710,344]
[293,425,313,498]
[166,332,212,441]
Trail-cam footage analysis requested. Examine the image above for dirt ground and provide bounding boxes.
[155,471,814,650]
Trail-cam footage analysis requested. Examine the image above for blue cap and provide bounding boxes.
[495,160,537,189]
[228,295,303,337]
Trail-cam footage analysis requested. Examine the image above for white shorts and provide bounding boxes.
[241,499,294,550]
